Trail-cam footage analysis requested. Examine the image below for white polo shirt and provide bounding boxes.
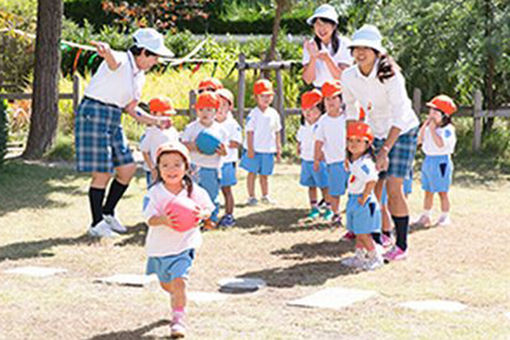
[180,119,228,169]
[302,36,353,88]
[347,155,379,195]
[341,62,419,139]
[422,125,456,156]
[296,122,320,162]
[143,183,214,257]
[314,114,346,164]
[218,113,243,163]
[84,51,145,108]
[140,126,180,171]
[243,107,282,153]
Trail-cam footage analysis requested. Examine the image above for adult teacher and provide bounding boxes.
[75,28,174,237]
[341,25,419,261]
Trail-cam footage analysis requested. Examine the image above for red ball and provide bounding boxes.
[164,196,200,232]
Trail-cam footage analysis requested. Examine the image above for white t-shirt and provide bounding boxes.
[422,125,456,156]
[347,155,379,195]
[296,122,321,162]
[84,51,145,108]
[140,126,180,171]
[314,114,346,164]
[243,107,282,153]
[143,183,214,257]
[180,120,228,169]
[218,113,243,163]
[302,36,353,88]
[342,62,419,139]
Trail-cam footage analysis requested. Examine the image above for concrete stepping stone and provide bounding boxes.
[287,287,377,310]
[505,312,510,320]
[3,266,67,277]
[399,300,467,312]
[188,291,229,303]
[94,274,157,287]
[218,277,266,294]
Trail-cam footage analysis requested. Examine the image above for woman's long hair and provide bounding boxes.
[151,151,194,197]
[374,49,400,83]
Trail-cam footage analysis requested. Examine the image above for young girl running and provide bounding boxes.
[341,121,383,270]
[415,95,457,227]
[143,142,214,338]
[297,89,332,220]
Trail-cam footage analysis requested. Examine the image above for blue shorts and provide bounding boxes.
[220,162,237,187]
[373,127,418,179]
[346,194,381,235]
[197,167,220,222]
[75,98,134,173]
[146,249,195,283]
[327,162,349,196]
[240,150,275,176]
[421,155,453,193]
[300,160,328,188]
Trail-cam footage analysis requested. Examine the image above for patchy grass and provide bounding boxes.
[0,160,509,339]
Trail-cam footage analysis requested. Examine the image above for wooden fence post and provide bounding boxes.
[189,90,197,119]
[413,88,422,115]
[72,74,80,113]
[237,53,246,127]
[473,89,483,152]
[275,68,285,146]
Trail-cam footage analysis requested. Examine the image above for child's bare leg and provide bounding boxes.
[320,187,329,202]
[438,192,450,213]
[358,233,375,252]
[160,278,187,310]
[329,195,340,214]
[222,186,234,215]
[247,172,256,198]
[424,191,434,211]
[260,175,269,197]
[309,187,318,206]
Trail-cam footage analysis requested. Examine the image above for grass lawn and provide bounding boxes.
[0,160,509,339]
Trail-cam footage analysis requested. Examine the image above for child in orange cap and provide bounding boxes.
[240,79,282,205]
[181,91,228,229]
[198,77,223,93]
[415,95,457,227]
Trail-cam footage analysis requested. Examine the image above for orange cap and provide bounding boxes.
[301,89,323,110]
[321,80,342,97]
[426,95,457,115]
[196,91,220,110]
[253,79,274,95]
[347,121,374,143]
[216,88,234,105]
[198,77,223,91]
[155,141,191,164]
[149,97,176,115]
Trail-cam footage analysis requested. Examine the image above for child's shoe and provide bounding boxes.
[341,248,366,268]
[88,220,119,238]
[437,214,451,226]
[261,196,277,205]
[383,246,407,261]
[318,198,327,209]
[202,219,217,230]
[246,197,258,206]
[102,214,127,233]
[322,208,334,221]
[413,214,431,227]
[170,317,186,338]
[364,250,384,270]
[307,207,321,219]
[218,214,236,227]
[381,233,394,247]
[340,230,356,241]
[331,214,343,228]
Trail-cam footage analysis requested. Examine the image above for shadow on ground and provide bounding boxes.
[88,319,171,340]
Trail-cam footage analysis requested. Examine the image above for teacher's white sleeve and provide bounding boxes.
[387,72,414,131]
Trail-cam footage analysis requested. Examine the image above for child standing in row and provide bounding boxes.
[314,80,348,226]
[415,95,457,227]
[297,89,332,220]
[143,142,214,338]
[215,88,243,227]
[240,79,282,205]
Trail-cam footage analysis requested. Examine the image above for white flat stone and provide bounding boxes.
[3,266,67,277]
[218,277,266,293]
[188,291,229,303]
[94,274,157,287]
[399,300,467,312]
[505,312,510,320]
[287,287,377,310]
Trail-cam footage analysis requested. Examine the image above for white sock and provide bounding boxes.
[422,210,432,217]
[440,212,449,219]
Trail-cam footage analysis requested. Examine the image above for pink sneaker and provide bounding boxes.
[340,230,355,241]
[170,316,186,338]
[381,233,394,247]
[383,246,407,261]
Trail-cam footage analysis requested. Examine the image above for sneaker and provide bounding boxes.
[322,208,334,221]
[437,215,451,226]
[318,199,328,209]
[383,246,407,261]
[341,249,366,268]
[103,214,127,233]
[260,196,277,205]
[413,214,431,227]
[218,214,236,227]
[331,214,343,228]
[203,219,217,230]
[170,317,186,338]
[340,230,356,242]
[246,197,258,206]
[363,253,384,270]
[88,220,119,238]
[307,207,321,219]
[381,233,394,247]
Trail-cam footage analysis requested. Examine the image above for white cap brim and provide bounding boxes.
[348,40,386,55]
[147,45,174,58]
[306,13,338,26]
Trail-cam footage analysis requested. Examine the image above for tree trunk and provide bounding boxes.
[23,0,63,159]
[262,0,288,79]
[483,0,495,134]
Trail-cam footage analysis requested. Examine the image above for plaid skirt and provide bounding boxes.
[75,98,134,173]
[373,127,418,179]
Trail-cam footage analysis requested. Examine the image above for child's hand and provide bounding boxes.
[162,212,178,228]
[357,196,367,206]
[313,160,320,172]
[215,143,227,156]
[247,148,255,159]
[194,206,210,220]
[276,150,282,163]
[429,119,436,129]
[228,140,239,149]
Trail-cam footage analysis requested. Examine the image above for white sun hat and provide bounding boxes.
[306,4,339,26]
[348,24,387,54]
[133,28,174,58]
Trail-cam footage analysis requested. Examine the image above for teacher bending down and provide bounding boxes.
[341,25,419,261]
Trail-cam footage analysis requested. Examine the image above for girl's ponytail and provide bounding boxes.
[183,173,194,197]
[376,53,400,83]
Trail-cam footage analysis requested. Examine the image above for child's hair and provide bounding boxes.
[151,151,194,197]
[312,18,340,55]
[439,112,453,128]
[346,140,376,163]
[300,101,325,125]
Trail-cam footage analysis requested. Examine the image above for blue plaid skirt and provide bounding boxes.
[373,127,418,179]
[75,98,134,173]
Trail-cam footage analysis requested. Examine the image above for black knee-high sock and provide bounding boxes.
[371,232,382,245]
[392,216,409,251]
[89,187,105,226]
[103,179,128,216]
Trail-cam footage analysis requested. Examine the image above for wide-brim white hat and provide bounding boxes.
[306,4,338,26]
[133,28,174,58]
[348,24,387,54]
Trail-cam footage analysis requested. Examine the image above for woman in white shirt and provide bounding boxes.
[341,25,420,261]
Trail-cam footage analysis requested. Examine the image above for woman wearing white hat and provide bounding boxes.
[75,28,174,238]
[302,4,353,88]
[341,24,419,261]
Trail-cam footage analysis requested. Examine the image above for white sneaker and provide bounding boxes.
[103,214,127,233]
[437,215,451,226]
[341,249,366,268]
[170,318,186,338]
[88,220,119,238]
[261,196,277,205]
[363,253,384,271]
[414,214,431,227]
[246,197,258,206]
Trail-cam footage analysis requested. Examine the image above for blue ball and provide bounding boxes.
[195,130,221,155]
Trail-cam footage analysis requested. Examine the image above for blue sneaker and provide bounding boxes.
[218,214,236,227]
[307,207,321,219]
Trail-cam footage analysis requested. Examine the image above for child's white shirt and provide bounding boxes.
[140,126,180,171]
[347,155,379,195]
[143,182,214,257]
[422,125,456,156]
[218,113,242,163]
[181,119,228,169]
[243,106,282,153]
[314,114,347,164]
[296,121,320,162]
